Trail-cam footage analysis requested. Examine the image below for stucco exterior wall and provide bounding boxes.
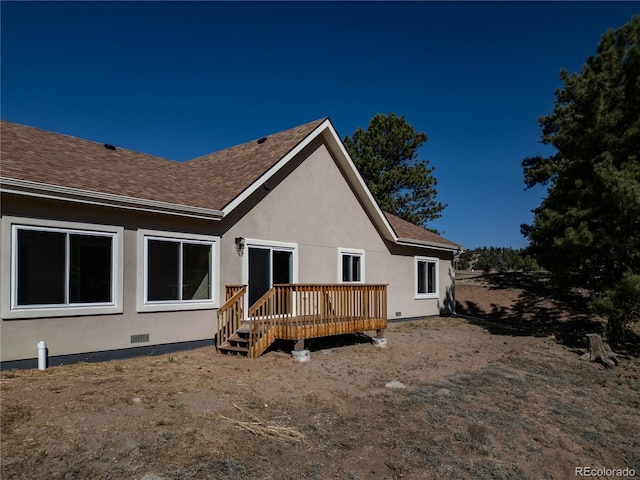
[1,139,455,365]
[0,195,223,364]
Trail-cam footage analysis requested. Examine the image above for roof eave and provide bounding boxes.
[0,177,224,221]
[396,237,461,253]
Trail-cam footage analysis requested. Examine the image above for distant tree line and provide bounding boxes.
[457,247,540,273]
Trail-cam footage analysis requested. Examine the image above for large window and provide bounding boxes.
[138,230,218,312]
[14,226,115,307]
[339,248,365,283]
[145,238,212,303]
[415,257,438,298]
[2,217,123,319]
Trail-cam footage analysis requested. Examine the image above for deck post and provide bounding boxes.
[291,338,310,362]
[373,328,387,348]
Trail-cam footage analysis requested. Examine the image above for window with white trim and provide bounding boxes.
[145,237,213,303]
[2,217,123,318]
[14,226,115,307]
[415,257,438,298]
[339,248,364,283]
[137,230,219,312]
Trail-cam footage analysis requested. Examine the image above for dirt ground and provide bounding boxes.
[2,272,639,480]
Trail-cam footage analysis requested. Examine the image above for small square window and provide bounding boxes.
[416,257,438,298]
[339,249,364,283]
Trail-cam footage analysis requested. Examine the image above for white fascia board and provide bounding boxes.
[221,120,334,216]
[0,178,224,221]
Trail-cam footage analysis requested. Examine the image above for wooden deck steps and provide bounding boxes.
[217,328,250,356]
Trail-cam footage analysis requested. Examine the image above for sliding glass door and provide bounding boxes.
[248,246,293,308]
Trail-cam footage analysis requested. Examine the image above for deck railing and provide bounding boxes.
[225,285,246,301]
[247,284,387,357]
[216,285,247,349]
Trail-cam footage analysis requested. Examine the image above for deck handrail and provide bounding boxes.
[225,285,246,301]
[245,283,387,357]
[216,285,247,349]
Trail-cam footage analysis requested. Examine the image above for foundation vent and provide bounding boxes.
[130,334,150,344]
[395,312,402,317]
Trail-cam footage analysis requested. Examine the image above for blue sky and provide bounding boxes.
[2,2,638,248]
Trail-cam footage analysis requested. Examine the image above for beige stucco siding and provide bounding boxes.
[376,249,455,319]
[1,195,221,363]
[220,142,390,289]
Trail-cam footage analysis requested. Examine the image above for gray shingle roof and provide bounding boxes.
[1,118,458,248]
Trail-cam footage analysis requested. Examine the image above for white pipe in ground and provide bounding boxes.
[37,341,47,370]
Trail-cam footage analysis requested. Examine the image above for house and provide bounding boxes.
[0,118,461,368]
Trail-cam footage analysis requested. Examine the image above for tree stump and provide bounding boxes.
[580,334,619,367]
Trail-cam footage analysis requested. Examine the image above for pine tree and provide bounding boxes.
[344,113,446,229]
[522,16,640,340]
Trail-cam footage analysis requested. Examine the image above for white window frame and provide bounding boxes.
[1,216,124,319]
[137,229,220,312]
[241,238,298,318]
[415,256,439,299]
[338,248,365,284]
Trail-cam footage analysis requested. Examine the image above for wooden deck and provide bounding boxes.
[217,284,387,357]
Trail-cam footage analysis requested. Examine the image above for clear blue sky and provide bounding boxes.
[2,2,637,248]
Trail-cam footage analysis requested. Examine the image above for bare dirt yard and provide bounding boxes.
[2,272,639,480]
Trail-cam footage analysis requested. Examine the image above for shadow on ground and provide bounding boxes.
[265,333,373,355]
[456,272,611,351]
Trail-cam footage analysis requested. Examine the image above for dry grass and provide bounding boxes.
[221,404,306,444]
